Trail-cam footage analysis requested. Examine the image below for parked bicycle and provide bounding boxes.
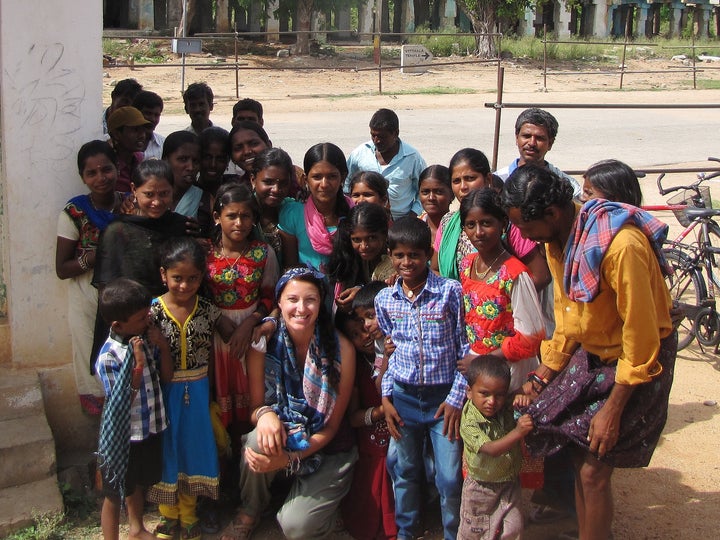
[653,161,720,350]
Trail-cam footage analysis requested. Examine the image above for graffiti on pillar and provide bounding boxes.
[4,42,85,161]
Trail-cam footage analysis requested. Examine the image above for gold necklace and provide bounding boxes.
[474,249,506,281]
[402,279,426,299]
[221,242,248,269]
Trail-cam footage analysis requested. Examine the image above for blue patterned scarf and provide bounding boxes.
[563,199,670,302]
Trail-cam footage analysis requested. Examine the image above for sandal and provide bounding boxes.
[219,515,257,540]
[180,521,202,540]
[154,517,179,540]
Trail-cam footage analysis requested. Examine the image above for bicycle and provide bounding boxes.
[653,162,720,350]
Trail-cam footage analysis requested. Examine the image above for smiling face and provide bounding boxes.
[278,279,322,334]
[251,165,291,208]
[342,315,374,355]
[516,123,554,167]
[462,207,507,257]
[230,128,270,173]
[214,201,255,247]
[81,154,118,196]
[167,142,200,193]
[451,161,493,203]
[419,176,453,218]
[350,181,386,207]
[132,176,173,219]
[467,374,508,419]
[113,124,147,154]
[306,160,343,208]
[354,306,383,341]
[185,96,212,128]
[199,140,229,191]
[389,242,432,288]
[160,257,203,304]
[350,226,387,262]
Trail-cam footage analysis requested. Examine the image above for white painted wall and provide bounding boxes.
[0,1,102,367]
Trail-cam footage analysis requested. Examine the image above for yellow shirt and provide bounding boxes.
[541,207,673,385]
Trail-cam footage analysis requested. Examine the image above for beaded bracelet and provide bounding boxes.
[364,407,375,426]
[255,405,274,421]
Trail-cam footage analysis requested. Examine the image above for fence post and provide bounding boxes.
[543,24,548,92]
[492,66,505,172]
[620,8,632,90]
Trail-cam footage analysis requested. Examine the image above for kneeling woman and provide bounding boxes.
[220,267,357,540]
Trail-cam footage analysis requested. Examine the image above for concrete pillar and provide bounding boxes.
[216,0,230,33]
[128,0,139,27]
[556,0,572,36]
[697,7,710,38]
[358,0,375,42]
[0,0,102,434]
[402,0,415,33]
[520,7,535,36]
[266,0,280,41]
[440,0,457,29]
[593,0,608,37]
[336,6,352,39]
[636,6,648,38]
[138,0,154,30]
[249,1,261,32]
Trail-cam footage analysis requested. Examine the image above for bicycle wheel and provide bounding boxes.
[664,248,707,350]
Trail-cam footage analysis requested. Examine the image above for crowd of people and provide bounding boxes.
[57,77,677,540]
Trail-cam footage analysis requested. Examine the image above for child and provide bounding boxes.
[132,90,165,160]
[106,106,151,192]
[198,126,235,198]
[417,164,453,246]
[459,355,533,540]
[348,170,392,215]
[337,310,397,540]
[206,183,279,431]
[231,98,264,127]
[147,237,236,540]
[375,216,468,540]
[57,140,123,415]
[328,203,394,313]
[459,188,545,391]
[95,278,172,540]
[353,281,391,386]
[183,82,214,135]
[162,131,213,236]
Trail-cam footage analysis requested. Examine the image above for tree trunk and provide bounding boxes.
[456,1,498,58]
[296,0,314,55]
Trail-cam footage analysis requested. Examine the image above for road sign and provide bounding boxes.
[401,44,433,74]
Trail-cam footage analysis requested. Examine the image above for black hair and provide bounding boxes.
[514,108,559,139]
[250,147,294,178]
[327,203,389,286]
[352,280,388,311]
[211,183,260,245]
[183,82,214,106]
[229,121,272,147]
[460,188,508,225]
[303,142,351,218]
[387,215,432,252]
[419,164,452,192]
[348,171,390,204]
[160,236,207,272]
[132,158,174,188]
[77,140,117,175]
[132,90,163,111]
[111,78,143,100]
[449,148,491,176]
[583,159,643,207]
[162,130,200,160]
[369,108,399,132]
[199,126,230,156]
[465,355,511,387]
[99,278,151,324]
[232,98,264,121]
[502,165,574,222]
[277,272,340,389]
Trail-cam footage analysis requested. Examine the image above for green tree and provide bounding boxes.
[456,0,532,57]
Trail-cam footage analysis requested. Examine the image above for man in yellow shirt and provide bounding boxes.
[502,164,676,540]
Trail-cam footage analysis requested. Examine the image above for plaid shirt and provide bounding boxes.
[375,270,469,409]
[95,331,166,441]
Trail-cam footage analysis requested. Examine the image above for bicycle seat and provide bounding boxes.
[684,207,720,219]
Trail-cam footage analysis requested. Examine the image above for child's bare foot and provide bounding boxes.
[219,512,257,540]
[128,527,157,540]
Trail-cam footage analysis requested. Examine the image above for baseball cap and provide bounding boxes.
[108,106,151,132]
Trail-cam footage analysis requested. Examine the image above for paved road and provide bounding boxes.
[157,106,720,174]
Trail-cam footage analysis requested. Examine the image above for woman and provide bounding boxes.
[503,165,676,540]
[279,143,353,272]
[220,267,357,540]
[56,140,123,415]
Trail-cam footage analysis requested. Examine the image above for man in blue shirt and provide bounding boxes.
[346,108,426,219]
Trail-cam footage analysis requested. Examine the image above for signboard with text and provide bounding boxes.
[401,44,433,74]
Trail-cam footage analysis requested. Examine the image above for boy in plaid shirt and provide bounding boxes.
[375,217,469,540]
[95,278,172,540]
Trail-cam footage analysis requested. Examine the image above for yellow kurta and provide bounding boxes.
[541,207,673,385]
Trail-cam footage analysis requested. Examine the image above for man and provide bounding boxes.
[102,78,143,135]
[346,108,426,219]
[183,82,214,135]
[107,106,150,192]
[231,98,264,127]
[496,108,581,197]
[132,91,165,160]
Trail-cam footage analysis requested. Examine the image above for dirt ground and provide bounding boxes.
[87,52,720,540]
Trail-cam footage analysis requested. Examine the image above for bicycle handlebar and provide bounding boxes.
[656,158,720,196]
